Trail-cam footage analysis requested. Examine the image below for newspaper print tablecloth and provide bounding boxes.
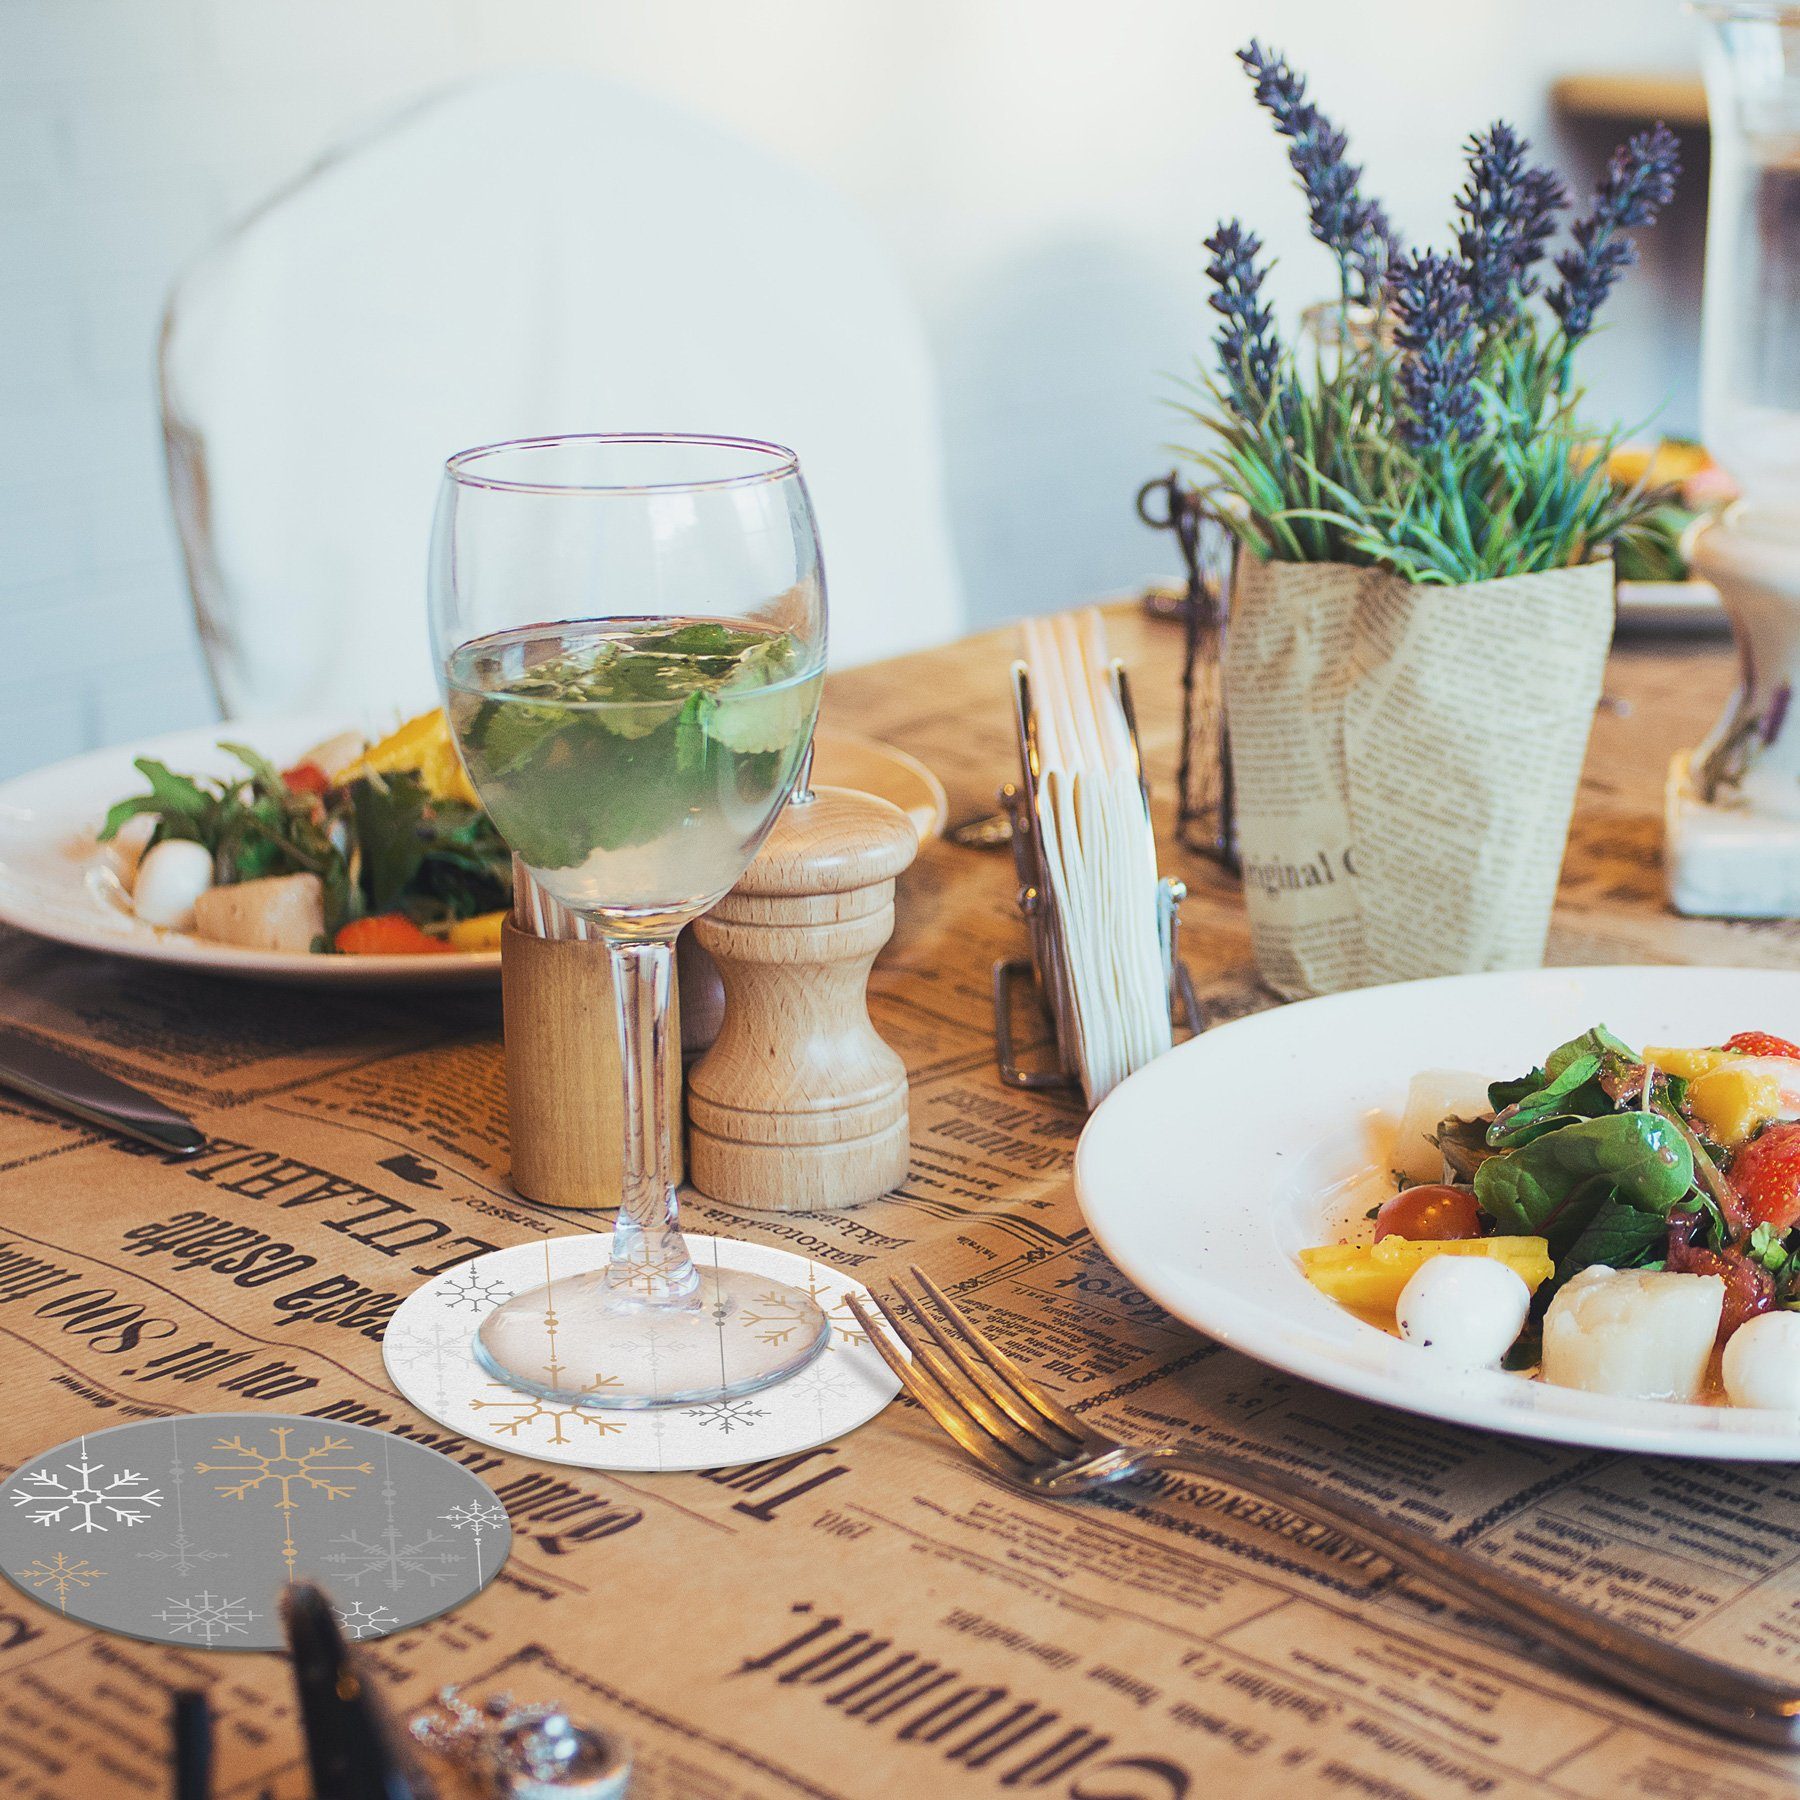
[4,614,1800,1797]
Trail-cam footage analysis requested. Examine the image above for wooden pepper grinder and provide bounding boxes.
[687,771,917,1212]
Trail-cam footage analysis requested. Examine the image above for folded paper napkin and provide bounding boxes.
[1020,611,1171,1106]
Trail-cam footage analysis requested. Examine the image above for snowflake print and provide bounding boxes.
[740,1277,865,1349]
[195,1429,372,1509]
[196,1427,373,1581]
[468,1378,630,1448]
[136,1535,225,1577]
[386,1318,469,1401]
[333,1600,397,1641]
[439,1266,511,1313]
[153,1591,259,1646]
[323,1523,462,1591]
[14,1552,105,1612]
[785,1358,854,1405]
[9,1447,163,1533]
[682,1398,770,1435]
[439,1500,507,1541]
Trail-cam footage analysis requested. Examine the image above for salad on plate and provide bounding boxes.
[99,710,512,957]
[1303,1024,1800,1411]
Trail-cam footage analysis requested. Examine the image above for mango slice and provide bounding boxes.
[341,708,481,808]
[1300,1235,1553,1314]
[447,909,506,953]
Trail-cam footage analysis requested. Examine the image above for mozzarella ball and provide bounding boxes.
[1542,1267,1723,1401]
[1722,1311,1800,1412]
[1391,1070,1495,1185]
[1395,1256,1531,1366]
[131,839,215,929]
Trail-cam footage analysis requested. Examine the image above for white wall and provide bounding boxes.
[0,0,1702,777]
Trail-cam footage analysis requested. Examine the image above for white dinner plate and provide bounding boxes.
[1075,965,1800,1460]
[0,716,945,986]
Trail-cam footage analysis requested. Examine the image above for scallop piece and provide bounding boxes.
[192,872,325,953]
[131,838,215,929]
[1541,1267,1724,1401]
[1722,1311,1800,1412]
[109,813,159,887]
[1391,1069,1495,1185]
[1395,1256,1531,1366]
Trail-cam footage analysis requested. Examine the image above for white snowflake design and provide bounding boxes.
[438,1266,512,1313]
[439,1500,508,1541]
[682,1398,771,1435]
[333,1599,398,1641]
[154,1591,259,1646]
[9,1447,163,1533]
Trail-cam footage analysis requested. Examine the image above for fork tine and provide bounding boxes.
[888,1271,1074,1452]
[865,1283,1054,1461]
[907,1265,1095,1445]
[847,1294,1030,1483]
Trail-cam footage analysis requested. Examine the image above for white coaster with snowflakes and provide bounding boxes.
[0,1414,510,1649]
[383,1234,900,1472]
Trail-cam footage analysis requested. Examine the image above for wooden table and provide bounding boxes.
[7,611,1800,1799]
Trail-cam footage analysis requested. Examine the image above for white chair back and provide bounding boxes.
[161,71,964,723]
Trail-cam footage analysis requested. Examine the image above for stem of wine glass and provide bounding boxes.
[601,934,700,1305]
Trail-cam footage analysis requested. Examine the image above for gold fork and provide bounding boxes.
[849,1266,1800,1749]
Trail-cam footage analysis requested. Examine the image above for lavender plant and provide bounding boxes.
[1184,45,1681,584]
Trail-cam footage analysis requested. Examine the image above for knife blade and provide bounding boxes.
[0,1027,206,1157]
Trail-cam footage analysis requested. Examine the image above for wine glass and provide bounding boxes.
[430,434,830,1406]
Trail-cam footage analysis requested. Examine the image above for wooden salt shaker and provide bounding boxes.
[687,783,916,1211]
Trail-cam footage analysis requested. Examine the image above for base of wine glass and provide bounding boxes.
[471,1264,832,1408]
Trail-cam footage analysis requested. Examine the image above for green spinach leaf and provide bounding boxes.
[351,774,428,913]
[1475,1111,1694,1253]
[1486,1052,1604,1148]
[1555,1196,1670,1283]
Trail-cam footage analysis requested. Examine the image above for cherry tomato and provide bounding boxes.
[1373,1184,1484,1243]
[282,760,331,796]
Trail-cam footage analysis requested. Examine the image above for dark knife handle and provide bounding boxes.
[0,1028,206,1157]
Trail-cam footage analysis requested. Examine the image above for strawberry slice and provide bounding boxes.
[1729,1119,1800,1231]
[1726,1031,1800,1059]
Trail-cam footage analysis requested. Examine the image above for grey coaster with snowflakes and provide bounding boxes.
[0,1413,510,1649]
[384,1234,900,1472]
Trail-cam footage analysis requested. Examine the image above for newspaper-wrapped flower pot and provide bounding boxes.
[1222,555,1613,998]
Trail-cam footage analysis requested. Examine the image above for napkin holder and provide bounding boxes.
[993,662,1200,1091]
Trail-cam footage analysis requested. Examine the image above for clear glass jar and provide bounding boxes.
[1697,3,1800,521]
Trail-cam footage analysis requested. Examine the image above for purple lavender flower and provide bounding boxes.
[1389,252,1481,450]
[1204,219,1284,421]
[1456,122,1569,327]
[1238,41,1390,301]
[1548,122,1681,343]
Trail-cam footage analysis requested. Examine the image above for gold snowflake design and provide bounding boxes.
[196,1428,373,1580]
[16,1552,105,1613]
[468,1376,630,1448]
[741,1275,866,1348]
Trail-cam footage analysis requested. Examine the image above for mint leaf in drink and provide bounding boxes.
[445,616,821,885]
